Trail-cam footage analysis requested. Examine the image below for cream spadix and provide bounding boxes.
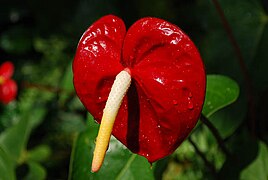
[91,69,131,172]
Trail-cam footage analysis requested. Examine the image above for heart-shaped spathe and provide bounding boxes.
[73,15,206,163]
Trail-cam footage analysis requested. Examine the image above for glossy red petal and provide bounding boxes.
[0,79,17,104]
[118,17,206,162]
[73,15,126,122]
[0,61,14,80]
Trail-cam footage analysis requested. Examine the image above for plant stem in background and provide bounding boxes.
[210,0,256,136]
[22,82,74,95]
[188,136,217,176]
[200,114,231,156]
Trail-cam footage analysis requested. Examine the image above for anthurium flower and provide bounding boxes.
[0,61,17,104]
[73,15,206,172]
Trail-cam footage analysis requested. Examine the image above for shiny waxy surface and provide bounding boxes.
[73,15,206,163]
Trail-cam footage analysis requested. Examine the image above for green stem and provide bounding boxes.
[200,114,231,156]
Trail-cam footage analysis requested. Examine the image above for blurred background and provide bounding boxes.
[0,0,268,179]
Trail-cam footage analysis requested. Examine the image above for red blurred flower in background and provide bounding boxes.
[0,61,17,104]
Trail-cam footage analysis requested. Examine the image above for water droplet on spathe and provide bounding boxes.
[188,92,193,98]
[173,100,178,105]
[142,134,145,138]
[188,100,194,110]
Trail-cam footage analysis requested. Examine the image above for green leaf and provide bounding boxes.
[60,61,74,92]
[0,147,15,180]
[201,75,240,138]
[114,154,154,180]
[208,100,246,138]
[58,112,87,133]
[18,90,47,129]
[218,129,260,179]
[0,117,30,166]
[27,108,47,131]
[240,142,268,180]
[0,105,46,167]
[68,123,98,180]
[202,74,240,117]
[27,145,51,163]
[59,61,75,105]
[68,113,154,180]
[24,162,46,180]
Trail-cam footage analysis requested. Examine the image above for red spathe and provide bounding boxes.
[73,15,206,162]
